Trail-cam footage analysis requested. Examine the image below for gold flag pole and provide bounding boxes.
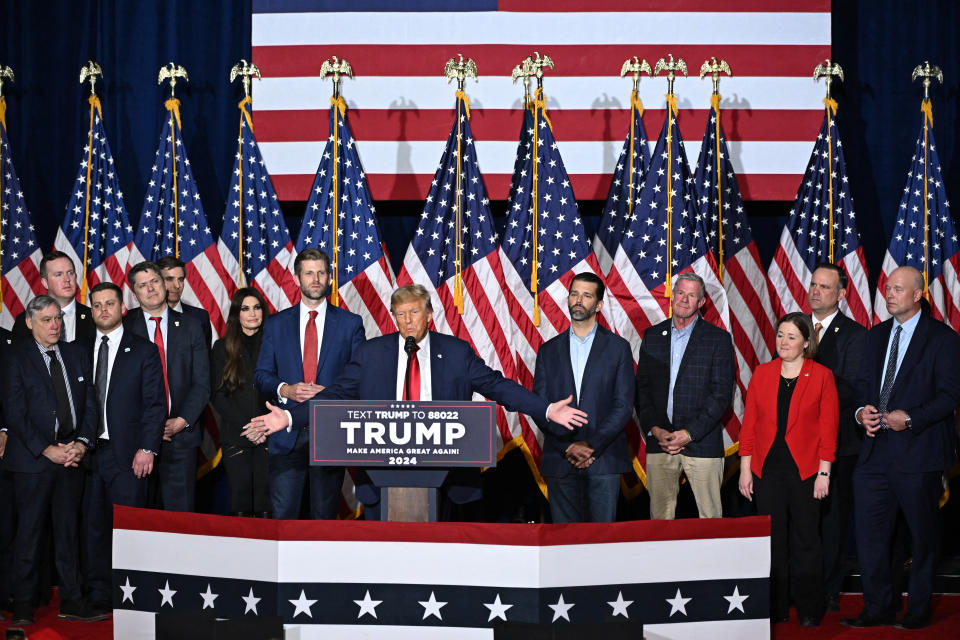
[620,57,652,218]
[699,57,731,282]
[653,54,687,314]
[78,61,103,303]
[813,59,843,265]
[0,64,13,309]
[230,59,262,289]
[444,54,478,315]
[911,60,943,300]
[158,62,189,259]
[319,56,353,307]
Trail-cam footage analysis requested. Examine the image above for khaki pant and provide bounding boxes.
[646,452,723,519]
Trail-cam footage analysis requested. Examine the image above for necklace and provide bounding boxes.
[781,374,798,389]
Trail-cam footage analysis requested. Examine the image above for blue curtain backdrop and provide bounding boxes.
[1,0,958,287]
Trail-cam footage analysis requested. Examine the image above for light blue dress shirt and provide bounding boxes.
[569,323,598,401]
[882,309,921,383]
[667,316,698,423]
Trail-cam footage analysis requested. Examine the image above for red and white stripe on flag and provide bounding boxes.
[251,1,831,203]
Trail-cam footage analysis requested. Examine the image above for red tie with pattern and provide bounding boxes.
[303,310,319,384]
[151,317,170,411]
[403,345,420,401]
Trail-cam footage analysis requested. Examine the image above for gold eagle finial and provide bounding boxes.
[911,60,943,99]
[79,61,103,97]
[0,64,14,99]
[620,56,652,94]
[813,59,844,100]
[158,62,189,98]
[699,57,731,95]
[319,56,353,99]
[653,54,687,96]
[230,59,261,98]
[443,54,478,91]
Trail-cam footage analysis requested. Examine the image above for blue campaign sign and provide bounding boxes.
[310,400,497,467]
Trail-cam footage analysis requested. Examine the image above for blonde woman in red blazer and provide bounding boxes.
[739,312,838,627]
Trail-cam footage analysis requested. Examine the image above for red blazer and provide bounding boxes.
[740,357,838,480]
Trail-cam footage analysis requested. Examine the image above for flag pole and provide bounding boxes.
[654,54,687,314]
[912,60,943,300]
[620,57,651,219]
[319,57,353,307]
[230,59,262,289]
[158,62,189,259]
[78,61,103,304]
[444,54,478,315]
[0,65,13,309]
[814,59,844,266]
[699,57,731,282]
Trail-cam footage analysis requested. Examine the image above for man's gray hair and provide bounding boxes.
[26,294,61,320]
[675,272,706,299]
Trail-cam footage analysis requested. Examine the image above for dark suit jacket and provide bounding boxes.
[634,317,735,458]
[740,358,838,480]
[0,328,12,436]
[254,303,365,455]
[813,312,867,457]
[296,331,550,425]
[14,301,95,348]
[95,330,167,464]
[1,340,98,473]
[180,302,212,349]
[123,308,211,449]
[532,325,634,477]
[854,312,960,472]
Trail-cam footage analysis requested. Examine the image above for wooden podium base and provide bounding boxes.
[386,487,431,522]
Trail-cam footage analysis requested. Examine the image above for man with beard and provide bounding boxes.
[253,249,365,519]
[531,273,634,523]
[634,272,735,519]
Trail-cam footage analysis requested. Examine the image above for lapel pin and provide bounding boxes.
[834,327,839,333]
[804,373,809,377]
[78,376,84,382]
[174,321,180,327]
[437,353,443,359]
[124,347,131,353]
[662,330,668,336]
[80,313,86,319]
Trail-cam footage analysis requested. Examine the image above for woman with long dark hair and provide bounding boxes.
[739,312,838,626]
[211,288,271,517]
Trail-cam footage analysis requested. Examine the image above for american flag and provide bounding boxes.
[127,98,235,336]
[54,96,134,302]
[114,507,772,639]
[250,1,830,203]
[592,87,650,275]
[217,96,299,313]
[874,99,960,330]
[606,92,737,461]
[397,90,532,476]
[500,88,629,477]
[766,99,871,326]
[693,96,776,434]
[294,98,396,338]
[0,95,44,330]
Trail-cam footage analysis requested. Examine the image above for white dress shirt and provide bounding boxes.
[811,308,840,342]
[93,325,124,439]
[277,300,328,402]
[61,299,77,343]
[395,333,432,401]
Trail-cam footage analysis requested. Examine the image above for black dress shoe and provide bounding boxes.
[11,602,34,626]
[799,616,821,627]
[58,599,110,622]
[894,613,931,630]
[841,610,895,627]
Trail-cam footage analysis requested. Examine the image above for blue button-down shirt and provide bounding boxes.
[569,323,598,401]
[667,316,698,422]
[882,310,921,384]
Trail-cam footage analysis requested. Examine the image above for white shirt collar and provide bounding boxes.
[96,324,124,343]
[61,299,76,315]
[300,299,327,320]
[812,308,841,333]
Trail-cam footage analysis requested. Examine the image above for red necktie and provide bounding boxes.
[151,317,170,411]
[403,345,420,401]
[303,310,319,384]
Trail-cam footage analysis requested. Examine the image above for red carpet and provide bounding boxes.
[3,592,959,638]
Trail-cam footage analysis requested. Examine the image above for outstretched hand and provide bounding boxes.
[548,395,588,431]
[241,401,290,444]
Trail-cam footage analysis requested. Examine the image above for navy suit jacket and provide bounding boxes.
[814,312,867,457]
[533,325,634,477]
[180,303,213,349]
[254,303,365,455]
[95,330,167,464]
[1,340,98,473]
[0,328,13,440]
[854,312,960,473]
[14,301,96,348]
[294,331,550,424]
[123,308,211,449]
[634,316,735,458]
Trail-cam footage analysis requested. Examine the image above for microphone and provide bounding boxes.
[404,336,417,357]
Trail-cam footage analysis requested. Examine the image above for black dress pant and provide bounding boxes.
[12,464,84,605]
[158,441,197,512]
[221,442,270,513]
[755,449,823,620]
[821,453,856,599]
[83,441,148,603]
[0,468,15,604]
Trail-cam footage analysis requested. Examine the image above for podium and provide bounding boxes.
[310,399,497,521]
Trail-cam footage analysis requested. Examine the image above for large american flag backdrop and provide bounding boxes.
[112,506,771,639]
[250,1,830,203]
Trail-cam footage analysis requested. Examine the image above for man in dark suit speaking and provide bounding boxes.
[532,273,634,523]
[843,266,960,630]
[2,295,103,625]
[243,284,588,507]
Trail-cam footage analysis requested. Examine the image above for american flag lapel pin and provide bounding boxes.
[834,326,839,333]
[175,321,180,327]
[124,347,131,353]
[78,376,84,382]
[437,353,443,359]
